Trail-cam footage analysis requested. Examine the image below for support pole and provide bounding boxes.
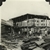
[27,15,29,38]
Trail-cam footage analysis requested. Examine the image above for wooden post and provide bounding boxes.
[27,15,29,37]
[46,17,47,30]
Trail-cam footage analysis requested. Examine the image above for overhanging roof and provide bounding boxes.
[1,19,13,27]
[10,14,49,22]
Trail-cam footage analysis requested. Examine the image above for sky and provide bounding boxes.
[0,0,50,20]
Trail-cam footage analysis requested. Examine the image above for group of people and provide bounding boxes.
[17,28,50,40]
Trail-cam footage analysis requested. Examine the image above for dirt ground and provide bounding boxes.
[7,40,23,50]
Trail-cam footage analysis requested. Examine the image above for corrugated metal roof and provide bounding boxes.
[1,19,13,27]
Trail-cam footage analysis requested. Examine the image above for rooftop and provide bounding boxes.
[10,14,49,22]
[1,19,13,27]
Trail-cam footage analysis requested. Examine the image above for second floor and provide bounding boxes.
[15,18,50,27]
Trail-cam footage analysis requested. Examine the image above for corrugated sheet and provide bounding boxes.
[1,19,13,27]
